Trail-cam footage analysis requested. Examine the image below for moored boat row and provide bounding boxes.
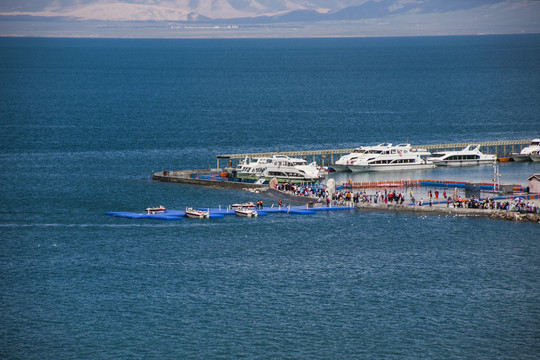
[216,140,537,183]
[331,143,499,172]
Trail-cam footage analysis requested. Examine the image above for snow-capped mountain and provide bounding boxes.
[0,0,512,22]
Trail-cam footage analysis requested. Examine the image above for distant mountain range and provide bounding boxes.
[0,0,513,23]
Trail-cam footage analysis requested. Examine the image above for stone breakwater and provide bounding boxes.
[355,202,540,223]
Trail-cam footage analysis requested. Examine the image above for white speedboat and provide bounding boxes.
[348,144,435,172]
[427,144,496,166]
[185,208,210,219]
[512,139,540,162]
[331,143,392,172]
[146,205,166,214]
[231,202,256,209]
[234,208,258,217]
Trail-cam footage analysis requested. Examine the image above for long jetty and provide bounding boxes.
[216,139,530,168]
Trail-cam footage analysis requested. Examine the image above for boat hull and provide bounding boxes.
[348,163,436,172]
[236,175,320,184]
[431,159,496,166]
[329,164,351,172]
[530,155,540,162]
[185,214,208,219]
[511,153,531,162]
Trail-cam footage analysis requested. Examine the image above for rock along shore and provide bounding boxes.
[355,202,540,223]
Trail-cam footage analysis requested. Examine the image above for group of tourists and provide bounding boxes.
[495,199,539,213]
[276,183,325,198]
[274,182,539,214]
[372,189,406,205]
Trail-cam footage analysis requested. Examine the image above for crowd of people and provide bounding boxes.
[493,199,539,213]
[276,183,325,198]
[274,182,539,214]
[276,183,407,206]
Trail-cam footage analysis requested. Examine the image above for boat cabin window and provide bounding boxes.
[446,155,480,161]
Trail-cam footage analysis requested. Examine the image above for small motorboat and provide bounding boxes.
[234,208,258,217]
[185,208,210,219]
[146,205,167,214]
[231,202,256,209]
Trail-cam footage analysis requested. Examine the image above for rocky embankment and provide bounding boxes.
[489,211,540,222]
[356,202,540,223]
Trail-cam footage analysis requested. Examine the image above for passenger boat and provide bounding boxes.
[231,202,256,209]
[145,205,166,214]
[347,144,435,172]
[234,208,258,217]
[512,139,540,162]
[331,143,392,172]
[235,155,307,177]
[185,208,210,219]
[427,145,496,166]
[234,155,325,183]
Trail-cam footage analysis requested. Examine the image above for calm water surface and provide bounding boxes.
[1,35,539,359]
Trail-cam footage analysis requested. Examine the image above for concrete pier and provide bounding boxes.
[152,170,265,189]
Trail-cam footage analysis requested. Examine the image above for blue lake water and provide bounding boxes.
[1,35,540,359]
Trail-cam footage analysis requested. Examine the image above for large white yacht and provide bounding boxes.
[235,155,303,176]
[427,144,496,166]
[331,143,392,172]
[234,155,324,183]
[512,139,540,162]
[347,143,435,172]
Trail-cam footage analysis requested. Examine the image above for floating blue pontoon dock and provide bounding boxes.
[107,205,355,220]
